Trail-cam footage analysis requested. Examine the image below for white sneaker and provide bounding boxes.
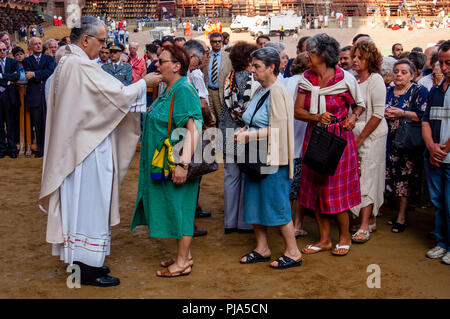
[426,246,447,259]
[442,252,450,265]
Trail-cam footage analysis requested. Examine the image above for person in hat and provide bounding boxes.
[102,42,132,85]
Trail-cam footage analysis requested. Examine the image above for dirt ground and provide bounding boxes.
[0,153,449,299]
[1,26,449,299]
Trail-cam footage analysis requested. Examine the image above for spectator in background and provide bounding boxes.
[96,43,110,66]
[61,36,71,45]
[256,35,270,49]
[152,39,163,55]
[161,36,175,47]
[102,43,132,86]
[418,52,443,91]
[349,40,388,243]
[422,40,450,265]
[145,43,158,73]
[263,41,288,80]
[407,51,427,82]
[204,32,232,122]
[174,37,186,48]
[220,41,259,234]
[412,47,423,53]
[0,32,13,57]
[128,42,146,83]
[38,25,44,37]
[339,45,353,71]
[381,56,397,87]
[423,45,438,76]
[391,43,404,59]
[284,37,308,78]
[283,53,309,238]
[23,37,56,158]
[0,42,20,158]
[352,34,371,45]
[45,39,59,58]
[222,32,232,52]
[12,47,27,83]
[119,28,125,44]
[385,59,429,233]
[297,36,310,53]
[120,52,130,63]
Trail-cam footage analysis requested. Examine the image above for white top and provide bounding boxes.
[283,74,308,159]
[189,69,209,104]
[418,74,435,91]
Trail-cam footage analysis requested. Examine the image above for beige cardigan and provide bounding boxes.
[265,79,295,178]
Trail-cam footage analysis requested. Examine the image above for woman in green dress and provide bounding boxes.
[131,45,203,278]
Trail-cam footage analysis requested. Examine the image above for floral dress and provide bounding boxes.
[385,83,428,197]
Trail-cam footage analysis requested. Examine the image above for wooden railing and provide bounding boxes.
[15,83,33,158]
[13,84,158,159]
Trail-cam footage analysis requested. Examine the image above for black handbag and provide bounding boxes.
[168,88,218,181]
[392,86,425,151]
[238,90,270,179]
[302,116,348,176]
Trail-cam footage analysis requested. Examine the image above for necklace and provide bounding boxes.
[394,82,412,96]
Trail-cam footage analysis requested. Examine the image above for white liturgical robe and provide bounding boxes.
[40,44,146,267]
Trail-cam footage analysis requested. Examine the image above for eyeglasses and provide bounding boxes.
[210,40,222,44]
[158,59,177,65]
[87,34,106,44]
[0,48,6,52]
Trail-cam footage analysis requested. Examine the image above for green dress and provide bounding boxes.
[131,77,203,238]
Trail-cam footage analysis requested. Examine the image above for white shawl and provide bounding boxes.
[298,69,366,114]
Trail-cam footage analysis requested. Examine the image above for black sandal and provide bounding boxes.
[269,255,302,270]
[240,251,270,264]
[392,222,407,233]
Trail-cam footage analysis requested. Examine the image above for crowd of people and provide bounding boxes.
[1,16,449,287]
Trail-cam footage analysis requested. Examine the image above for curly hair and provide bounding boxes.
[351,39,383,74]
[290,52,309,75]
[229,41,257,72]
[306,34,340,68]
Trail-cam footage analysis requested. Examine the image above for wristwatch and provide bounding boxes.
[177,162,189,170]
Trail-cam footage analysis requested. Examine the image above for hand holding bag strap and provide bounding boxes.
[167,89,177,138]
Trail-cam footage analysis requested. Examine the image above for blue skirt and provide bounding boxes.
[243,166,292,226]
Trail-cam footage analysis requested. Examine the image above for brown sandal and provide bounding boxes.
[160,257,194,268]
[156,265,192,278]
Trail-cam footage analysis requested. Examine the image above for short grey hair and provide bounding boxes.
[251,47,280,76]
[70,16,105,43]
[264,41,286,57]
[45,39,58,46]
[394,58,416,76]
[306,34,340,68]
[183,40,205,60]
[381,56,397,76]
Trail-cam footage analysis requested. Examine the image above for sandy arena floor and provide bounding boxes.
[0,26,449,299]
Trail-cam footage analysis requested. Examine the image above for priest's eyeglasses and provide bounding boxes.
[87,34,106,44]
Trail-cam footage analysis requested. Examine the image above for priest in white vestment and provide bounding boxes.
[38,16,161,287]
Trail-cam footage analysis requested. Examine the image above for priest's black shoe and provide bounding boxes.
[8,152,17,159]
[101,266,111,275]
[195,210,211,218]
[35,153,43,158]
[0,154,5,159]
[81,275,120,287]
